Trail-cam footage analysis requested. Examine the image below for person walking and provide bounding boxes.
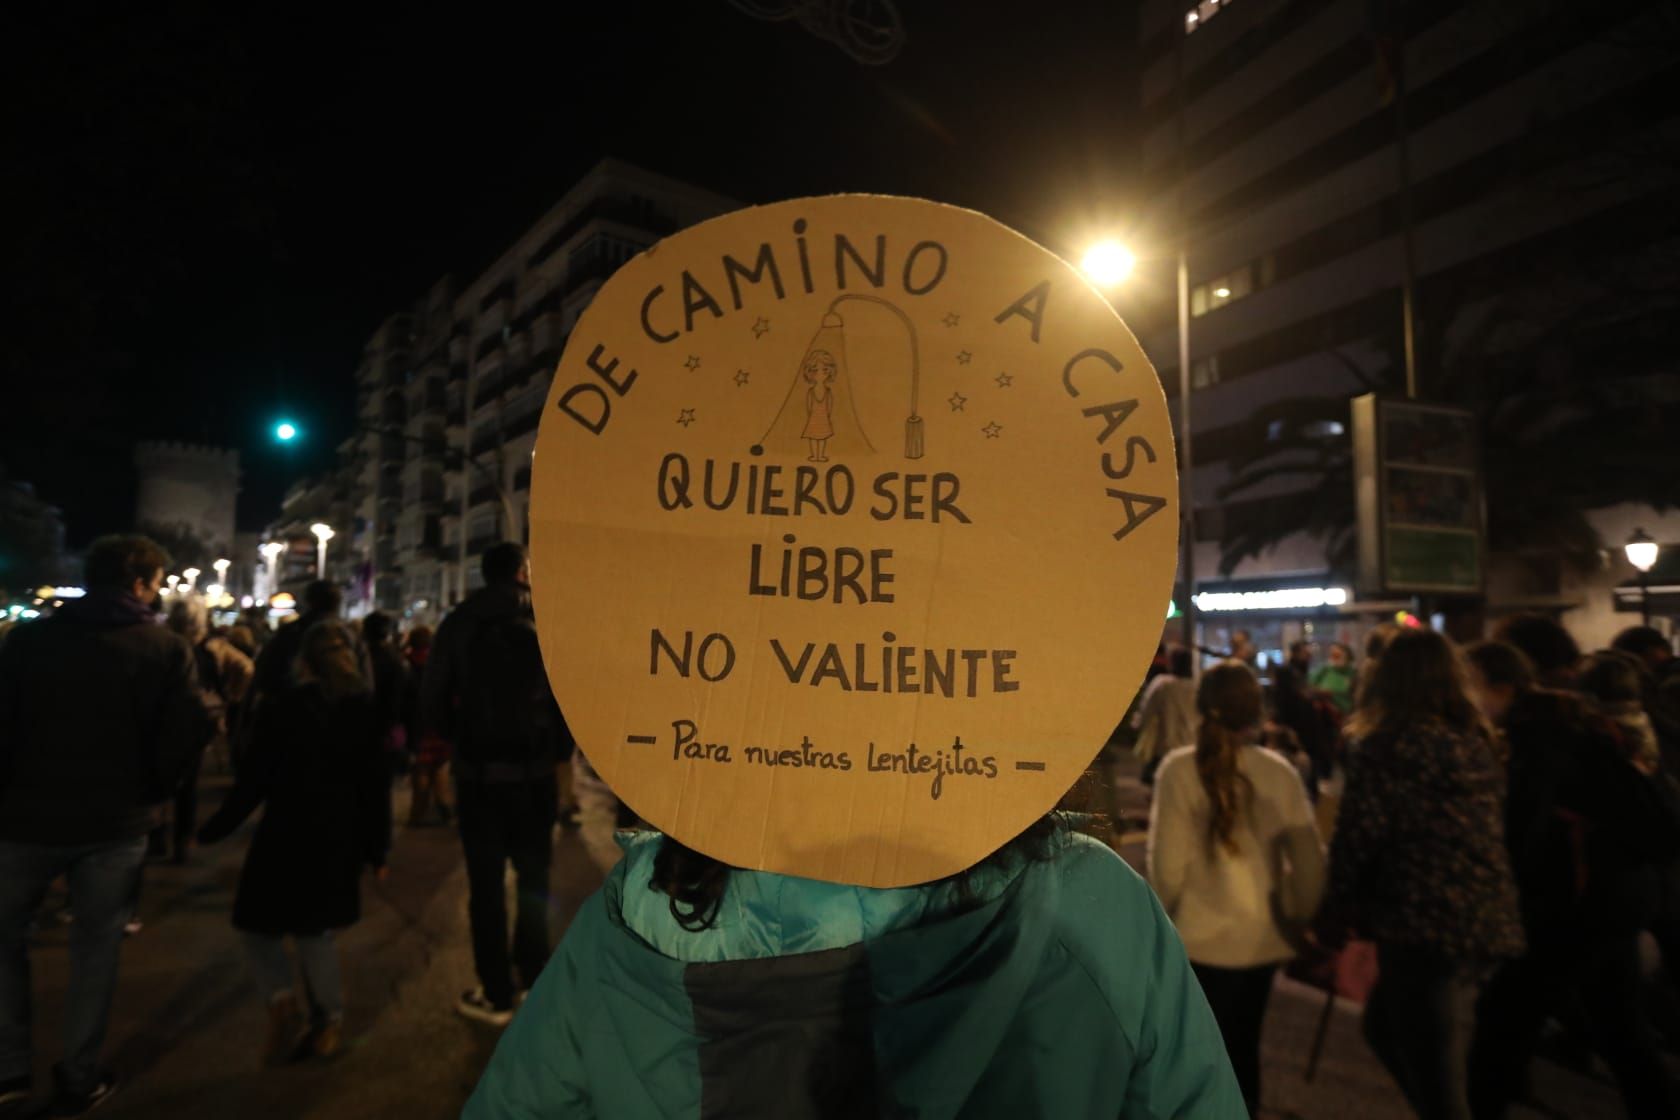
[1133,646,1197,787]
[197,621,391,1065]
[400,625,453,826]
[1310,641,1356,717]
[424,543,571,1026]
[1465,640,1680,1119]
[0,535,213,1115]
[164,597,253,860]
[1148,661,1323,1116]
[1322,627,1525,1120]
[1273,640,1336,796]
[361,612,408,780]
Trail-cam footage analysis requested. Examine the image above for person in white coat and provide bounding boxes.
[1147,660,1325,1116]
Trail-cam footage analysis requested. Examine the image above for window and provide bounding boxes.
[1191,284,1209,317]
[1191,354,1221,389]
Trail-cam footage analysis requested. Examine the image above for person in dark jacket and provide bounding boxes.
[361,611,407,778]
[0,535,213,1114]
[1273,640,1335,796]
[198,621,391,1065]
[1323,627,1524,1120]
[1613,625,1680,772]
[1465,640,1680,1119]
[423,543,570,1026]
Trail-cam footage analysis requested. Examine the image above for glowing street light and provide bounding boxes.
[182,567,201,590]
[1627,528,1661,625]
[274,420,300,442]
[213,557,231,591]
[259,541,286,602]
[1079,240,1136,287]
[310,523,335,579]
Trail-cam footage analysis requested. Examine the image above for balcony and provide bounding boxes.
[469,482,500,508]
[526,196,676,269]
[504,407,541,443]
[466,533,501,558]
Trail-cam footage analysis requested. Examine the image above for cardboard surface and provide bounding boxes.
[531,195,1177,887]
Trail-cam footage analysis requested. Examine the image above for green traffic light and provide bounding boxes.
[275,421,299,442]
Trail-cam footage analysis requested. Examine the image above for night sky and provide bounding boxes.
[3,1,1140,543]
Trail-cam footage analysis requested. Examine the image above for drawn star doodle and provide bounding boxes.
[947,391,967,412]
[677,408,697,427]
[994,371,1014,388]
[751,317,771,339]
[941,312,960,327]
[981,421,1002,439]
[956,350,972,365]
[733,369,751,387]
[684,355,701,372]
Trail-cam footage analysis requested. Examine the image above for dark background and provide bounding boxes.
[3,1,1141,542]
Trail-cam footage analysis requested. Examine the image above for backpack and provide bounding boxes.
[455,612,562,766]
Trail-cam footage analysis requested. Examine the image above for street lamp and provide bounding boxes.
[311,523,335,580]
[274,420,300,442]
[1626,527,1660,625]
[213,557,230,595]
[259,541,285,601]
[1081,235,1197,663]
[182,567,201,591]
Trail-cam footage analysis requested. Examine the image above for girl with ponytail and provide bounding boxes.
[1148,661,1324,1117]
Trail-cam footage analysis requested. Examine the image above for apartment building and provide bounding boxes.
[1132,0,1680,652]
[333,159,734,620]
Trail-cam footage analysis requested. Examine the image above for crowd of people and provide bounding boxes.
[1143,617,1680,1119]
[4,528,1680,1118]
[0,534,596,1115]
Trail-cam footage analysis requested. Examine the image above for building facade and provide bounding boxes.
[317,159,734,622]
[1133,0,1680,654]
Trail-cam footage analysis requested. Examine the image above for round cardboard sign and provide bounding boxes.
[531,195,1177,887]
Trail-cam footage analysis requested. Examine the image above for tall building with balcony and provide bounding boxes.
[343,159,734,620]
[1134,0,1680,652]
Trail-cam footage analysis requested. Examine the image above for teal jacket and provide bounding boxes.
[464,830,1242,1118]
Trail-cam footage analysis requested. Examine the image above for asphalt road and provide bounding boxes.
[9,769,1636,1119]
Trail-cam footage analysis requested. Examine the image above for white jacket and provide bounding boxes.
[1147,744,1323,968]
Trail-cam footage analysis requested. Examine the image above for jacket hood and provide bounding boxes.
[58,590,160,629]
[597,833,1048,1115]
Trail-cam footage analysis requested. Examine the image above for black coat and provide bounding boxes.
[200,683,391,935]
[0,592,213,844]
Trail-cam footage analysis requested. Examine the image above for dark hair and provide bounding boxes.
[1194,661,1263,855]
[303,579,342,615]
[362,611,395,645]
[1612,626,1672,661]
[650,781,1101,932]
[1465,640,1535,692]
[404,623,433,651]
[295,621,367,700]
[481,541,527,585]
[85,534,170,591]
[1348,628,1488,742]
[1289,640,1312,659]
[1579,650,1646,706]
[1168,645,1194,677]
[1493,614,1580,678]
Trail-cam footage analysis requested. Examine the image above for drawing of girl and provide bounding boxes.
[801,349,837,461]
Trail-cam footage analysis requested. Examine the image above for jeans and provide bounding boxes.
[1192,962,1278,1117]
[1364,944,1484,1120]
[0,837,147,1096]
[243,932,343,1026]
[456,775,557,1009]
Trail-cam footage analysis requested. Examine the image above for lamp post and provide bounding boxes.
[1626,528,1660,626]
[213,557,231,597]
[310,523,336,582]
[1081,236,1196,664]
[259,541,286,602]
[182,567,201,592]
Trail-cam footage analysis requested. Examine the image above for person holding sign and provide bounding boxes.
[466,195,1236,1116]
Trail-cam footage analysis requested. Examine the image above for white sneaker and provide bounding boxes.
[455,987,513,1027]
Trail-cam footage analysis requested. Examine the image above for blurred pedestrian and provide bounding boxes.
[165,597,253,860]
[249,581,349,703]
[1310,641,1356,716]
[0,535,213,1114]
[401,625,453,826]
[1466,640,1680,1119]
[197,621,391,1065]
[1323,627,1524,1120]
[424,544,572,1026]
[1493,613,1581,691]
[1612,626,1680,770]
[1273,640,1337,795]
[361,612,408,780]
[223,624,257,661]
[1353,621,1401,712]
[1148,661,1323,1116]
[1134,646,1197,786]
